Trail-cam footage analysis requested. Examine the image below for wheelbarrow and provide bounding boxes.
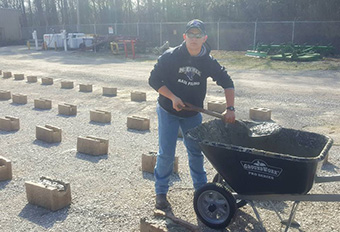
[187,119,340,231]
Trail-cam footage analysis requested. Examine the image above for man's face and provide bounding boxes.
[183,28,207,52]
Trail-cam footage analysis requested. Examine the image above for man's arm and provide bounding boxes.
[158,86,185,111]
[223,88,236,123]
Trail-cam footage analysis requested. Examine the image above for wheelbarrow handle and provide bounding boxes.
[182,102,224,120]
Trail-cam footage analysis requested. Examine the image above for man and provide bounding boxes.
[148,19,235,209]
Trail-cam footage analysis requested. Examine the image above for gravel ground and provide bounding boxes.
[0,46,339,232]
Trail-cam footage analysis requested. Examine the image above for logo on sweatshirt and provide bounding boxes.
[179,66,201,81]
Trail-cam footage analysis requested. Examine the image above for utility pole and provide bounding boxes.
[77,0,80,32]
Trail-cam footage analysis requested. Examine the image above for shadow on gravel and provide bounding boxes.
[127,128,150,134]
[19,204,69,229]
[76,152,108,163]
[0,130,18,135]
[0,180,11,189]
[196,209,267,232]
[33,139,61,148]
[57,114,77,118]
[142,172,182,186]
[321,162,339,173]
[89,121,111,126]
[10,103,26,106]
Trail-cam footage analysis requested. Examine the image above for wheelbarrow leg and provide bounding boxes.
[248,200,265,229]
[282,201,301,232]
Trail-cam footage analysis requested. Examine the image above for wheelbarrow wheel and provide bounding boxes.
[213,173,247,208]
[194,183,236,229]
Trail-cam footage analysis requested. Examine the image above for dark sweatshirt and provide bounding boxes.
[149,42,234,117]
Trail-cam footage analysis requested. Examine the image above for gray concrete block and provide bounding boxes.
[127,116,150,130]
[249,107,272,121]
[58,103,77,116]
[102,87,117,96]
[79,84,93,92]
[14,74,25,80]
[0,156,12,181]
[34,98,52,109]
[90,109,111,123]
[2,72,12,78]
[36,125,62,143]
[77,136,109,155]
[12,94,28,104]
[131,91,146,102]
[0,116,20,131]
[207,101,226,113]
[0,90,11,100]
[27,76,38,83]
[61,81,74,89]
[41,77,53,85]
[25,176,71,211]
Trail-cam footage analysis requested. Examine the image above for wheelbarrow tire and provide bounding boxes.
[194,183,236,229]
[213,173,247,208]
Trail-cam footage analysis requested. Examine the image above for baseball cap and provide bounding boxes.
[185,19,206,35]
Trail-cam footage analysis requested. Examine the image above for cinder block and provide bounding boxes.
[34,98,52,109]
[27,76,38,83]
[61,81,74,89]
[90,110,111,123]
[0,156,12,181]
[58,103,77,116]
[41,77,53,85]
[102,87,117,96]
[77,136,109,155]
[36,125,62,143]
[25,176,71,211]
[140,217,167,232]
[127,116,150,130]
[207,101,226,113]
[131,91,146,102]
[249,107,272,121]
[0,116,20,131]
[2,72,12,78]
[0,90,11,100]
[14,74,25,80]
[142,152,178,174]
[79,84,93,92]
[12,94,28,104]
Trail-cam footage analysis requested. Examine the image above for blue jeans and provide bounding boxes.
[154,104,207,195]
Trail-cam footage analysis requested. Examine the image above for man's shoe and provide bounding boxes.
[155,194,170,210]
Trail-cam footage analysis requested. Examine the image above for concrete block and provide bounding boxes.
[12,94,28,104]
[0,116,20,131]
[102,87,117,96]
[0,70,1,75]
[34,98,52,109]
[131,91,146,102]
[0,90,11,100]
[140,218,167,232]
[61,81,74,89]
[27,76,38,83]
[0,156,12,181]
[77,136,109,155]
[90,109,111,123]
[249,107,272,121]
[41,77,53,85]
[14,74,25,80]
[127,116,150,131]
[58,103,77,116]
[79,84,93,92]
[2,72,12,78]
[25,176,71,211]
[142,152,178,174]
[207,101,226,113]
[36,125,62,143]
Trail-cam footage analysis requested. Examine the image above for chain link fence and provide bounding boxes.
[22,21,340,53]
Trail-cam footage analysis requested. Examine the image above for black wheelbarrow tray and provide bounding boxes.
[187,119,340,231]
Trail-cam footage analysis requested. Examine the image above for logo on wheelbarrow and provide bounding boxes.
[240,159,283,180]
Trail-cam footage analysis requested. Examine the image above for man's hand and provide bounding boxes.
[223,110,236,123]
[172,96,185,111]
